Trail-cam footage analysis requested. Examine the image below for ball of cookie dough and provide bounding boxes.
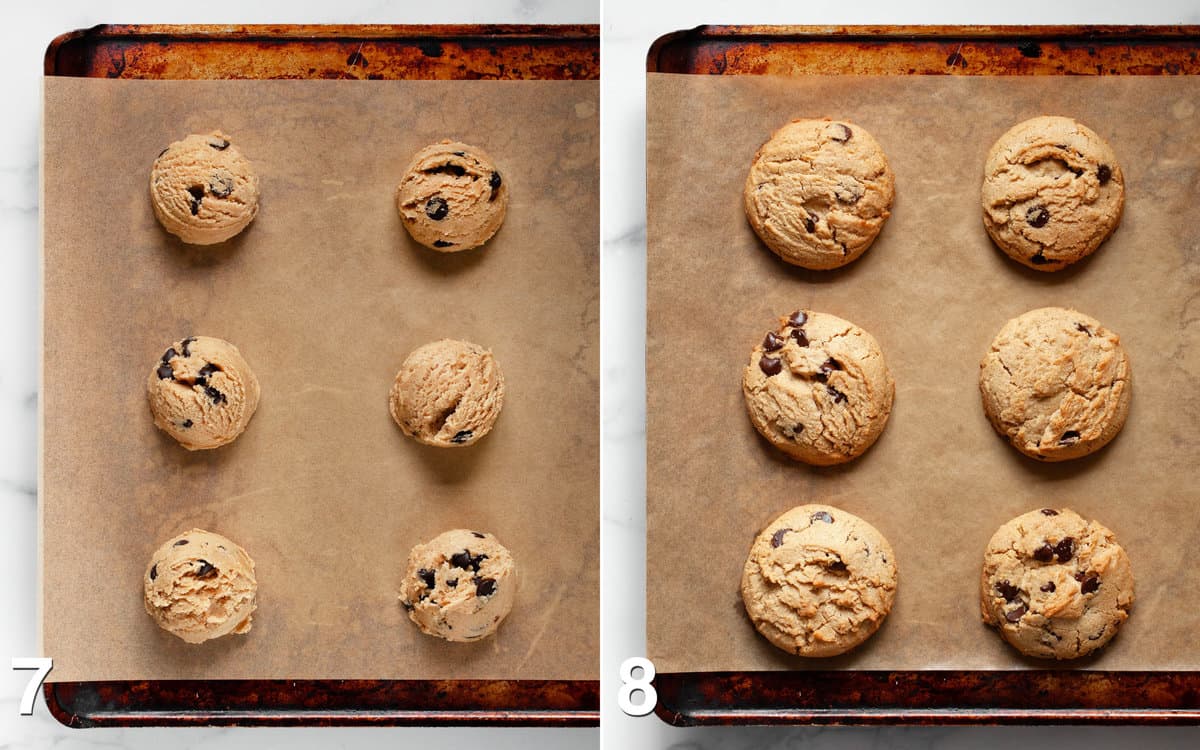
[395,140,508,252]
[744,118,895,270]
[981,116,1124,271]
[980,307,1131,461]
[389,339,504,447]
[742,504,897,657]
[399,529,517,642]
[150,131,260,245]
[147,336,261,451]
[743,309,895,465]
[143,528,257,644]
[981,508,1134,660]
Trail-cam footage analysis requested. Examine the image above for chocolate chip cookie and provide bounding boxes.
[979,307,1131,461]
[742,504,897,657]
[981,508,1134,660]
[150,131,259,245]
[981,115,1124,271]
[744,118,895,270]
[389,339,505,448]
[399,529,517,642]
[146,335,261,451]
[143,528,257,644]
[742,309,894,465]
[395,140,508,252]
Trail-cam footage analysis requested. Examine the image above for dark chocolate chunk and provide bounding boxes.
[804,216,816,233]
[187,185,205,216]
[207,137,230,151]
[472,532,486,539]
[418,568,436,589]
[1076,572,1101,594]
[450,551,473,569]
[828,560,847,572]
[1005,603,1028,622]
[453,151,465,156]
[432,240,455,248]
[427,164,467,178]
[474,577,497,597]
[831,123,853,142]
[1026,205,1050,228]
[1040,508,1059,516]
[826,385,847,404]
[181,419,193,428]
[194,375,207,388]
[425,196,450,220]
[156,363,174,380]
[816,358,842,382]
[208,175,235,198]
[181,337,195,357]
[788,330,808,349]
[787,310,808,328]
[1030,252,1051,265]
[149,564,158,580]
[198,362,219,378]
[1098,164,1112,185]
[762,331,784,352]
[995,580,1020,602]
[1040,581,1056,592]
[811,510,834,524]
[204,386,227,405]
[770,528,790,548]
[489,171,502,196]
[173,539,189,546]
[759,356,783,376]
[195,560,217,579]
[447,578,458,588]
[471,553,488,571]
[1054,537,1075,562]
[1058,431,1081,446]
[1033,544,1055,562]
[450,430,474,444]
[1075,322,1093,336]
[161,347,178,363]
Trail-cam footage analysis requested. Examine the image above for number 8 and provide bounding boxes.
[617,656,656,716]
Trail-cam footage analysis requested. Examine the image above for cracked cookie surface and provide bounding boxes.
[981,115,1124,271]
[146,335,260,451]
[389,339,505,448]
[399,529,517,642]
[741,504,897,657]
[979,307,1131,461]
[150,131,259,245]
[742,310,894,465]
[744,118,895,270]
[395,140,509,252]
[143,528,257,644]
[981,508,1134,660]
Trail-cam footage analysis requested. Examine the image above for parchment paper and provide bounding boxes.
[647,73,1200,672]
[42,78,598,682]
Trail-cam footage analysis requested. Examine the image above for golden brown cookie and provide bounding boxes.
[395,140,508,252]
[389,339,505,447]
[744,118,895,269]
[981,115,1124,271]
[150,131,259,245]
[143,528,257,644]
[981,508,1134,660]
[742,504,897,657]
[147,336,260,451]
[979,307,1131,461]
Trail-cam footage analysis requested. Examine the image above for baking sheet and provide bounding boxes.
[647,73,1200,673]
[42,77,598,682]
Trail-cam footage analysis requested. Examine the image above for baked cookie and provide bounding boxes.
[143,528,257,644]
[147,336,261,451]
[400,529,517,642]
[741,504,897,657]
[979,307,1131,461]
[150,131,260,245]
[744,118,895,270]
[981,508,1134,660]
[743,310,894,465]
[395,140,508,252]
[389,339,504,447]
[981,116,1124,271]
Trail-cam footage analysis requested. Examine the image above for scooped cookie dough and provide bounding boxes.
[150,131,260,245]
[143,528,257,644]
[743,309,894,465]
[981,116,1124,271]
[395,140,508,252]
[389,339,504,447]
[981,508,1134,660]
[979,307,1131,461]
[399,529,517,642]
[742,504,897,657]
[744,118,895,269]
[147,336,261,451]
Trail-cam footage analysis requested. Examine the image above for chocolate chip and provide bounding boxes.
[181,419,193,428]
[156,363,174,379]
[489,171,502,196]
[208,175,234,198]
[1030,252,1051,265]
[1098,164,1112,185]
[207,137,230,151]
[471,553,488,571]
[425,196,449,220]
[204,386,227,405]
[453,151,465,156]
[828,559,848,572]
[433,240,455,248]
[447,578,458,587]
[816,358,842,382]
[181,337,195,357]
[418,568,436,588]
[1005,604,1027,622]
[427,164,467,178]
[759,356,783,376]
[804,216,816,233]
[1076,572,1101,594]
[1054,538,1075,562]
[187,186,204,216]
[450,551,478,570]
[1058,431,1081,446]
[1033,544,1055,562]
[195,560,217,579]
[198,363,219,378]
[830,123,853,142]
[1040,508,1059,516]
[826,385,847,404]
[995,580,1020,602]
[194,375,207,387]
[161,347,178,363]
[787,310,808,327]
[173,539,189,546]
[1026,206,1050,228]
[472,532,486,539]
[149,564,158,580]
[811,510,834,524]
[474,577,497,597]
[762,332,784,352]
[450,430,473,444]
[770,528,790,547]
[1041,581,1056,592]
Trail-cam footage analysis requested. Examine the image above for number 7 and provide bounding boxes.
[12,657,52,715]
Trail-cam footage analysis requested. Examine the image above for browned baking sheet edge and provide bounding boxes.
[42,23,598,728]
[647,24,1200,727]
